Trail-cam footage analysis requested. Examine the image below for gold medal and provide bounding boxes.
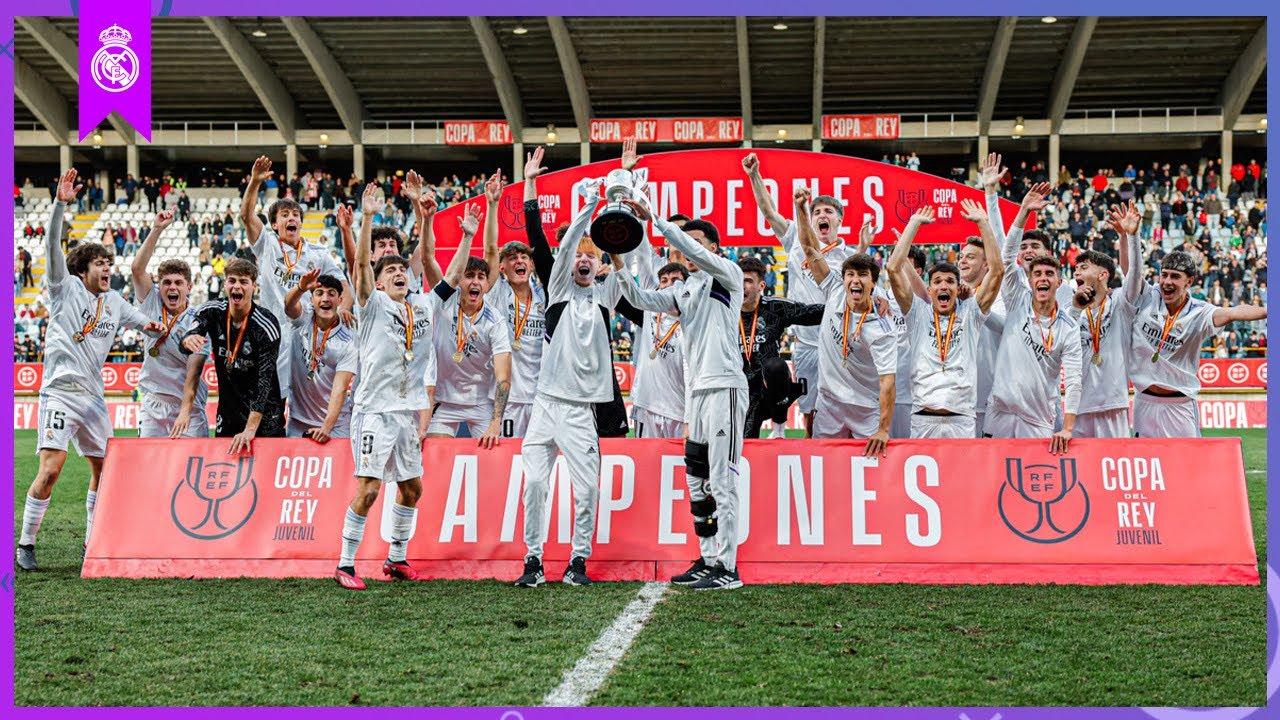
[1151,352,1160,363]
[1091,352,1102,366]
[404,351,415,362]
[452,351,464,363]
[307,370,316,381]
[512,340,522,352]
[73,331,85,343]
[148,346,160,358]
[649,348,658,360]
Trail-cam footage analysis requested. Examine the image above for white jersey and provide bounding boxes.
[487,277,546,404]
[137,288,208,411]
[630,312,688,422]
[1069,290,1135,413]
[41,202,152,395]
[618,216,747,393]
[975,290,1006,413]
[905,299,987,416]
[252,227,345,395]
[1125,288,1219,397]
[779,221,853,348]
[988,271,1083,427]
[883,289,913,406]
[287,307,358,430]
[431,282,511,406]
[987,190,1076,316]
[817,279,896,409]
[353,289,438,413]
[535,201,623,404]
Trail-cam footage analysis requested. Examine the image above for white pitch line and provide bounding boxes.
[1247,470,1266,474]
[542,581,670,707]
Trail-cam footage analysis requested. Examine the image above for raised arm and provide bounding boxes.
[242,156,271,245]
[47,169,80,286]
[132,209,176,300]
[856,217,875,255]
[615,271,681,315]
[522,146,556,287]
[979,153,1017,264]
[741,152,789,238]
[1214,303,1267,328]
[548,193,601,300]
[336,204,357,274]
[960,198,1004,313]
[792,188,830,285]
[1107,201,1145,305]
[400,170,431,283]
[354,183,380,306]
[285,268,320,320]
[443,203,482,287]
[621,199,742,291]
[481,169,503,291]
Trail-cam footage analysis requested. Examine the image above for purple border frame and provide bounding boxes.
[2,2,1274,718]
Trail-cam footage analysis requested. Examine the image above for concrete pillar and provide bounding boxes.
[742,139,753,149]
[1048,134,1061,178]
[579,142,590,167]
[58,145,71,172]
[1221,130,1233,185]
[353,144,365,181]
[285,144,298,179]
[811,138,822,152]
[977,135,989,162]
[513,142,525,181]
[126,143,140,179]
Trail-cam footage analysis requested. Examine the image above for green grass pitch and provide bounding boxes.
[12,428,1266,706]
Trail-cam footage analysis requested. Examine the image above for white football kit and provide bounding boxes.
[136,288,209,438]
[487,277,545,437]
[427,282,511,437]
[777,221,853,415]
[286,307,358,438]
[813,277,897,439]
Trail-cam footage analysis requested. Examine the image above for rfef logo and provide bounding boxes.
[998,458,1089,543]
[171,456,257,540]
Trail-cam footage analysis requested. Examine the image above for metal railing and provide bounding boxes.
[1062,106,1223,134]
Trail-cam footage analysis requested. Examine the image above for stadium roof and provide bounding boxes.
[14,16,1267,136]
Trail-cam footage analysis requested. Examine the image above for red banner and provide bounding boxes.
[433,149,1025,252]
[443,120,512,146]
[822,114,902,141]
[1197,358,1268,388]
[14,362,218,394]
[588,118,744,144]
[84,438,1257,585]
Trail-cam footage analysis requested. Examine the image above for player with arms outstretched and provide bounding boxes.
[130,209,209,438]
[17,170,162,571]
[1116,200,1266,437]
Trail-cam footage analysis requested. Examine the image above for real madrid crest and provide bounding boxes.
[91,24,140,94]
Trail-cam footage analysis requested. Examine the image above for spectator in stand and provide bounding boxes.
[143,176,160,211]
[177,191,191,221]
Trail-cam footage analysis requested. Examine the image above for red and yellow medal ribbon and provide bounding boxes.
[933,309,956,367]
[511,291,532,343]
[1032,303,1058,352]
[1154,296,1189,359]
[1085,295,1107,357]
[841,303,871,364]
[801,240,840,270]
[79,295,105,339]
[653,313,680,355]
[740,308,759,361]
[310,320,333,373]
[224,308,250,365]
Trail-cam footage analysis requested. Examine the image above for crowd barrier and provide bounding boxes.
[83,438,1258,585]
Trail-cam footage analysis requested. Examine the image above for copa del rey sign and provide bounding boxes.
[432,148,1023,250]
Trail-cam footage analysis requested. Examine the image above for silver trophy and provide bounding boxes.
[583,168,650,254]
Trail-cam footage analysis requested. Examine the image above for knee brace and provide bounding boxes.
[684,440,710,479]
[689,496,718,537]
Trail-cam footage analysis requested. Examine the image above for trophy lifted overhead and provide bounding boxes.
[580,137,650,254]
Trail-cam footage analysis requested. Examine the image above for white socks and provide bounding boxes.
[20,495,50,546]
[84,490,98,544]
[388,503,417,563]
[338,508,366,568]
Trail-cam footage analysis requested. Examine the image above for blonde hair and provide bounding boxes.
[576,236,602,260]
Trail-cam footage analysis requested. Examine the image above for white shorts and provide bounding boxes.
[910,413,976,439]
[139,393,209,439]
[890,403,913,439]
[634,406,684,439]
[1132,393,1199,438]
[351,411,423,484]
[286,415,351,439]
[1074,407,1132,439]
[983,409,1052,439]
[37,383,112,458]
[427,401,493,437]
[502,401,533,438]
[813,394,879,439]
[793,347,819,414]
